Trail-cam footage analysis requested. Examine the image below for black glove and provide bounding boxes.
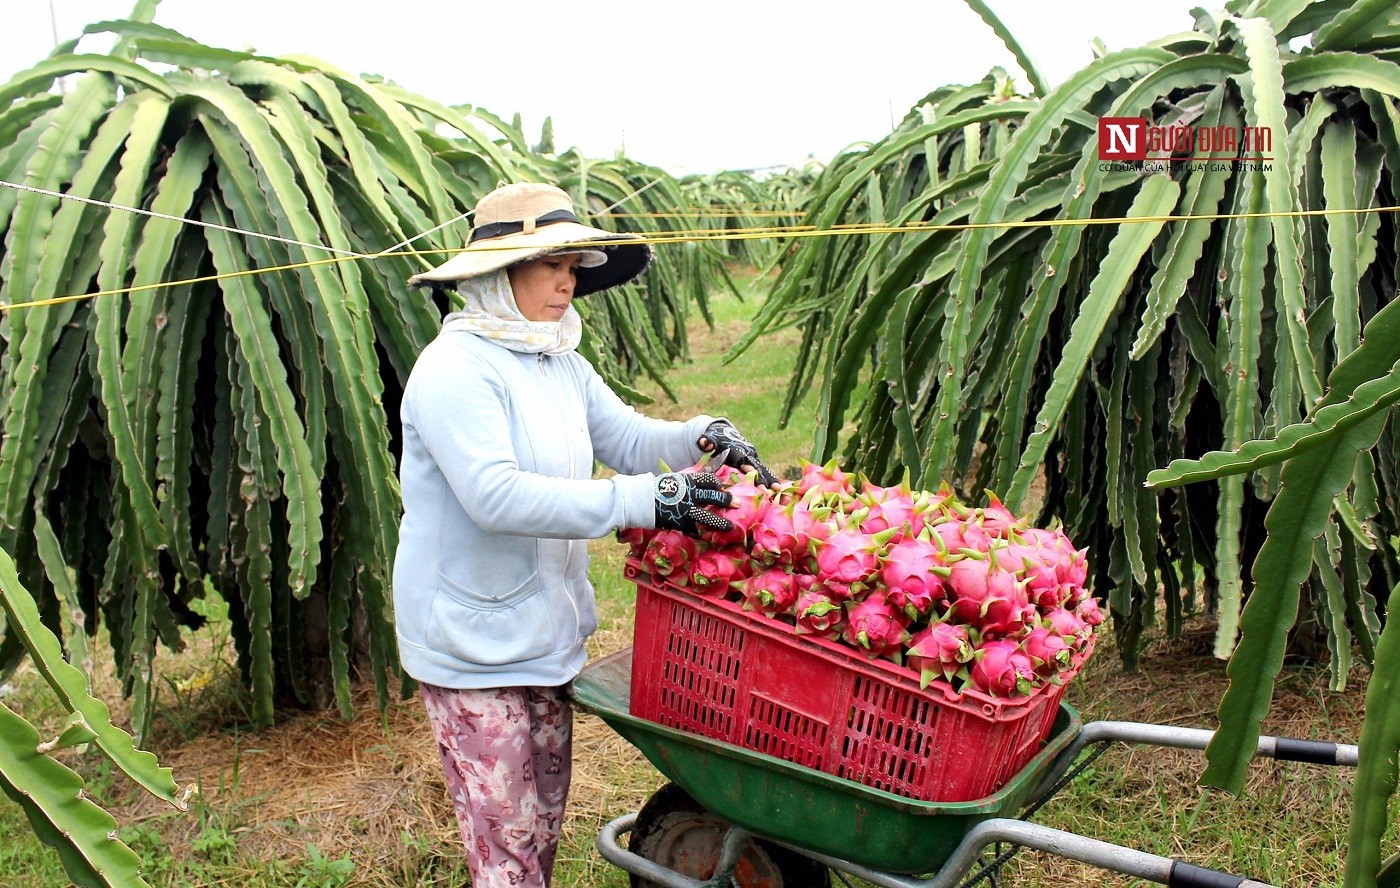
[698,419,778,487]
[654,471,734,537]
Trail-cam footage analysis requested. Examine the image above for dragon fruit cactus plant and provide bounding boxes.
[629,458,1100,699]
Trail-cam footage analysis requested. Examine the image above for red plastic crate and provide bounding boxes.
[625,558,1094,803]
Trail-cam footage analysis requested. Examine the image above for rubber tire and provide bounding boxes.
[627,783,831,888]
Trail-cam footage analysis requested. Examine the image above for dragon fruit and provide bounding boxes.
[1075,596,1106,627]
[842,592,910,660]
[970,639,1036,697]
[1022,628,1073,677]
[978,493,1025,539]
[946,555,1034,637]
[618,527,650,558]
[703,477,770,547]
[926,517,969,553]
[854,480,924,538]
[752,500,830,566]
[1043,607,1091,650]
[741,568,799,617]
[642,530,698,580]
[793,590,845,639]
[796,458,854,499]
[994,542,1067,609]
[629,464,1098,700]
[1019,527,1090,588]
[688,549,749,597]
[814,527,884,589]
[880,536,948,620]
[927,512,994,554]
[905,622,973,688]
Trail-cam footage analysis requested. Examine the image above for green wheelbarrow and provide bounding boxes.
[570,648,1359,888]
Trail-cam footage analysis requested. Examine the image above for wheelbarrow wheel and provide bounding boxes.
[628,783,831,888]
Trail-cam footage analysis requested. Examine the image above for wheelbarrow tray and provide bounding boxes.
[571,648,1082,875]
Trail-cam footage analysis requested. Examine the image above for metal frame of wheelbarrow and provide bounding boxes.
[588,679,1359,887]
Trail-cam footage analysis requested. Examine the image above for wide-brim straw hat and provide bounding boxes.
[407,182,652,297]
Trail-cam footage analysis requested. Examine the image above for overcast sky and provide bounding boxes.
[6,1,1206,174]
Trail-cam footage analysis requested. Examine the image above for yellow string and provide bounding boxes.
[2,203,1396,313]
[594,211,807,218]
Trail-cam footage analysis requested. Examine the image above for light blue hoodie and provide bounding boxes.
[393,329,712,689]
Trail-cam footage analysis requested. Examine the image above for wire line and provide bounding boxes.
[0,179,1395,313]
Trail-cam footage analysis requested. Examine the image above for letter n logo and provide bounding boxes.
[1098,117,1147,160]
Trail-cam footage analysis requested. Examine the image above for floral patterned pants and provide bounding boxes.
[420,683,573,888]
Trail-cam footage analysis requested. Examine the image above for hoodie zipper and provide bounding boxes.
[538,353,583,638]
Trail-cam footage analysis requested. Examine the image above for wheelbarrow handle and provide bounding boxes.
[1169,860,1275,888]
[1029,720,1358,804]
[1066,721,1357,765]
[920,818,1278,888]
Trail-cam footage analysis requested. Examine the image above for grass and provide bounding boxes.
[0,268,1384,887]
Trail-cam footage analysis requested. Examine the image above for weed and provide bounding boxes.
[290,844,355,887]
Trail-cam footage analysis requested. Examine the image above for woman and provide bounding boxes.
[393,182,776,888]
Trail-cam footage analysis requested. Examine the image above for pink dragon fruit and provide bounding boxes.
[1043,607,1091,651]
[1075,596,1106,627]
[708,463,742,483]
[842,592,910,660]
[814,528,884,590]
[703,477,770,547]
[970,639,1036,697]
[880,536,948,620]
[946,555,1034,637]
[926,517,969,553]
[905,622,973,688]
[793,590,845,639]
[796,458,855,499]
[741,568,799,617]
[1022,628,1073,678]
[688,549,749,597]
[618,527,650,558]
[854,480,925,538]
[978,493,1025,539]
[752,500,831,566]
[642,530,698,580]
[994,542,1067,609]
[1019,527,1089,588]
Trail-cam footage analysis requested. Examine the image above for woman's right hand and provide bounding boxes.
[654,471,734,537]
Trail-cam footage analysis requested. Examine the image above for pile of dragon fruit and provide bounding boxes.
[623,460,1103,698]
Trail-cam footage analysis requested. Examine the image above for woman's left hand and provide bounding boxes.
[698,419,779,487]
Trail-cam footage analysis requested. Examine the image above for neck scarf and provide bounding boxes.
[440,270,582,356]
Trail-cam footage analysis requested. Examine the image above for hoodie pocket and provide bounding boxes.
[425,571,558,667]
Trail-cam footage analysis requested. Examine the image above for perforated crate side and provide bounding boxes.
[627,563,1093,803]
